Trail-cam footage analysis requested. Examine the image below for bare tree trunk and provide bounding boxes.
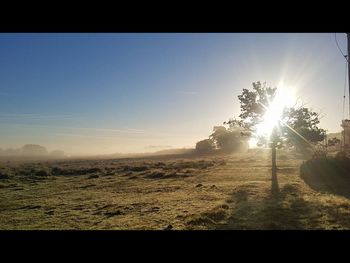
[272,144,277,176]
[271,129,279,194]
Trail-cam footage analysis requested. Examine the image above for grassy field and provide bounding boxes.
[1,149,350,230]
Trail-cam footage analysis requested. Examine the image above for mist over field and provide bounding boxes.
[2,33,350,230]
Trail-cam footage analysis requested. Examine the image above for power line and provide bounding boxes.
[335,33,349,63]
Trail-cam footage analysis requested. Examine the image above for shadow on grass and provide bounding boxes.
[186,180,350,230]
[186,183,326,230]
[300,158,350,199]
[216,184,319,229]
[271,170,279,195]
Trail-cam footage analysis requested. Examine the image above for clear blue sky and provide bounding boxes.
[0,33,348,155]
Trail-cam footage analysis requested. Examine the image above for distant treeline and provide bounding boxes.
[0,144,65,158]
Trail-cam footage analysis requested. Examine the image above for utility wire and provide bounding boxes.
[335,33,349,63]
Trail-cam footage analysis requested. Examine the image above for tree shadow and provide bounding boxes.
[217,184,319,229]
[300,158,350,199]
[186,181,350,230]
[271,170,279,195]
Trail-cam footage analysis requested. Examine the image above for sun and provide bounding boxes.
[248,137,259,148]
[248,84,296,148]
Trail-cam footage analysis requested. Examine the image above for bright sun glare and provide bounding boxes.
[248,83,296,148]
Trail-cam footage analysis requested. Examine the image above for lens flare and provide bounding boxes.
[248,84,296,147]
[248,137,259,148]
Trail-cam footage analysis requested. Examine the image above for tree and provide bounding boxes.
[210,126,248,153]
[227,81,326,193]
[210,126,227,149]
[195,139,215,153]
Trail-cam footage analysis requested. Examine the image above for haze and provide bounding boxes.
[0,33,347,155]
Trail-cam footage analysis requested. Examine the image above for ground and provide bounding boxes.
[1,149,350,230]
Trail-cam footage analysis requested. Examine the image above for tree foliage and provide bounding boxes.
[281,107,326,150]
[237,81,276,129]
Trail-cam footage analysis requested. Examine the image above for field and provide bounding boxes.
[1,149,350,230]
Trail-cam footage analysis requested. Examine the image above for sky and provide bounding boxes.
[0,33,348,155]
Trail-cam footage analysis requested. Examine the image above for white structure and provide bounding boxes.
[341,119,350,150]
